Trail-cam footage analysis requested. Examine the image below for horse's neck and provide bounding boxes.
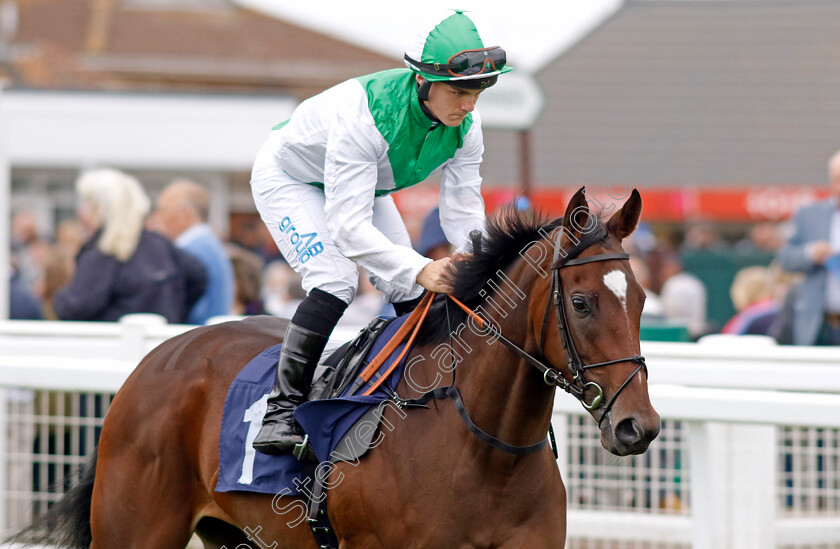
[412,264,556,453]
[457,311,555,450]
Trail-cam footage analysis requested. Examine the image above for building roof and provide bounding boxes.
[495,0,840,188]
[0,0,398,98]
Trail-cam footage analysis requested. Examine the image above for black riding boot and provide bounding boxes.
[253,323,329,455]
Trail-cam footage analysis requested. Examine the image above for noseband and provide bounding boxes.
[538,223,647,427]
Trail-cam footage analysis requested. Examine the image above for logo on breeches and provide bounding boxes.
[279,217,323,264]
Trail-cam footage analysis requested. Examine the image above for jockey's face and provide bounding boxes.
[420,77,483,127]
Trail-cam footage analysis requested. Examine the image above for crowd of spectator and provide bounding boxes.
[624,147,840,346]
[6,150,840,347]
[6,168,390,329]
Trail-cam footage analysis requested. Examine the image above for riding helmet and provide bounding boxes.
[404,9,513,95]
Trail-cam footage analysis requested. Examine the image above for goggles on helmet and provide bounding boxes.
[447,47,506,76]
[405,46,507,79]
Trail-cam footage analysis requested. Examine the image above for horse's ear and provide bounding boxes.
[606,188,643,241]
[561,186,596,246]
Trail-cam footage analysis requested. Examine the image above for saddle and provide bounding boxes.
[296,292,435,462]
[309,290,435,403]
[308,315,394,403]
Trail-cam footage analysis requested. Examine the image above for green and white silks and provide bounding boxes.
[250,68,486,303]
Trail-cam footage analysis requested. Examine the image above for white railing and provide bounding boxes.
[0,320,838,549]
[0,315,364,369]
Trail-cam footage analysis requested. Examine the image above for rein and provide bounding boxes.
[356,291,435,396]
[440,222,647,449]
[354,222,647,455]
[348,291,549,456]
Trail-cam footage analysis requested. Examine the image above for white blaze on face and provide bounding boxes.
[603,270,628,311]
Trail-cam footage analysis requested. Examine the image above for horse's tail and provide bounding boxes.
[6,450,96,548]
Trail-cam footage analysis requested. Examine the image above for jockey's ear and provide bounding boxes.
[560,187,597,248]
[606,189,642,241]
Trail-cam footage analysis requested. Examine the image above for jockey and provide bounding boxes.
[251,9,512,455]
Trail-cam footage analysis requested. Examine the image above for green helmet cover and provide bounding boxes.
[404,9,513,84]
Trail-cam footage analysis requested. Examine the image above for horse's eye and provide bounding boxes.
[571,296,590,313]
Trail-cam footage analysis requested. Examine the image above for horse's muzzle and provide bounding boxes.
[603,412,661,456]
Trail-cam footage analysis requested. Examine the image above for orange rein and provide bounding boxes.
[446,294,486,329]
[358,291,436,396]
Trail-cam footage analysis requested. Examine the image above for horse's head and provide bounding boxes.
[537,187,660,456]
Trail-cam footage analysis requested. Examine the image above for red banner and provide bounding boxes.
[395,185,830,223]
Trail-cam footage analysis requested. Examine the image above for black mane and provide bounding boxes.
[416,206,562,345]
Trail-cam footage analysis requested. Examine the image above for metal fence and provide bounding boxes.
[565,417,689,515]
[2,390,111,528]
[562,416,840,549]
[1,388,839,549]
[780,427,840,517]
[0,320,839,548]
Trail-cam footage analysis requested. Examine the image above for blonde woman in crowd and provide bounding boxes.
[721,265,779,335]
[52,169,207,323]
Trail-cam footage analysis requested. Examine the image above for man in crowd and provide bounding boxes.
[154,179,235,325]
[776,148,840,345]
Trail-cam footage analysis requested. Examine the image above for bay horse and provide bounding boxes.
[14,187,659,548]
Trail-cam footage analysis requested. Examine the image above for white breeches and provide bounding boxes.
[251,172,423,306]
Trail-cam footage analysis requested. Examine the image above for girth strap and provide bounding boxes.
[305,463,339,549]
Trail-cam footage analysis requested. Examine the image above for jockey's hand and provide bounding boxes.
[416,258,453,293]
[808,241,833,265]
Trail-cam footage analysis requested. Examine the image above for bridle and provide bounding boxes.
[539,222,647,427]
[447,222,647,429]
[403,221,648,455]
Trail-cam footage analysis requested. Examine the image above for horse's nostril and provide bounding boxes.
[615,417,642,446]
